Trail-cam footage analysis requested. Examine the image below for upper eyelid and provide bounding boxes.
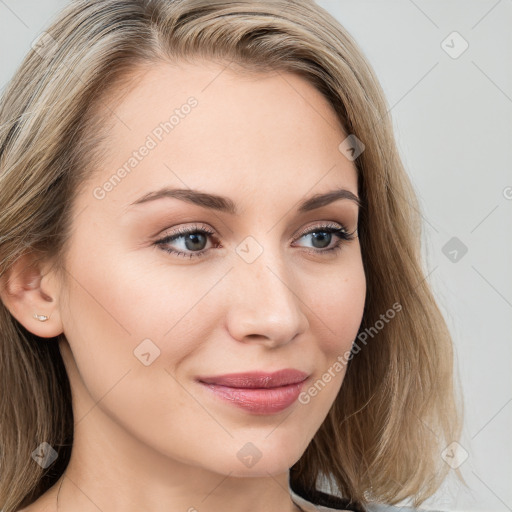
[157,220,353,245]
[294,221,350,237]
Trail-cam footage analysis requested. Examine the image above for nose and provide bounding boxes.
[225,250,309,348]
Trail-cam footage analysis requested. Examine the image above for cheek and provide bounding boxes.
[58,239,227,400]
[58,247,222,460]
[305,255,366,354]
[290,254,366,416]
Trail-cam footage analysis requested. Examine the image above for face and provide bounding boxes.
[47,60,366,478]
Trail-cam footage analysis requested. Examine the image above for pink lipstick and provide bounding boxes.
[196,369,308,414]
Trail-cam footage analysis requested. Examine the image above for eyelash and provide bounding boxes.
[154,222,357,260]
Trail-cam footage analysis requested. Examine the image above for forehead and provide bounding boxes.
[79,60,358,215]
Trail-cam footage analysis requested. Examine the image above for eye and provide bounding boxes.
[154,223,219,260]
[154,222,356,259]
[291,222,357,256]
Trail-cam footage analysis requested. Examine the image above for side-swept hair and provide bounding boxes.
[0,1,464,510]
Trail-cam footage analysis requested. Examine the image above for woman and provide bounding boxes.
[0,1,464,511]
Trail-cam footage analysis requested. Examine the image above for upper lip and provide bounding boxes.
[197,369,309,389]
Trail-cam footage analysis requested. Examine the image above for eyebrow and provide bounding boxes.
[129,187,361,214]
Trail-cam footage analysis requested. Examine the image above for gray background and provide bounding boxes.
[1,1,511,511]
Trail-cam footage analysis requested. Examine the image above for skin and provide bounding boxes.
[2,60,366,512]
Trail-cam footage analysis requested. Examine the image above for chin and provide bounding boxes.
[210,448,299,478]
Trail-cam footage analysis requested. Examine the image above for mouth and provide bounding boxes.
[196,369,309,388]
[195,369,309,414]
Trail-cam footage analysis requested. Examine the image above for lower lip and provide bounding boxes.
[199,380,306,414]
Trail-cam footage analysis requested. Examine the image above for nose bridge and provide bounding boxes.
[226,235,309,345]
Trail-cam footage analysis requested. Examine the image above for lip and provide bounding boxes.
[196,369,309,388]
[196,369,309,415]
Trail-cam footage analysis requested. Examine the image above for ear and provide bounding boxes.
[0,251,64,338]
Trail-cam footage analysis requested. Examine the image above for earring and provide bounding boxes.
[33,312,50,322]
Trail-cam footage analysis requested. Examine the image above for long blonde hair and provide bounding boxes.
[0,1,464,510]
